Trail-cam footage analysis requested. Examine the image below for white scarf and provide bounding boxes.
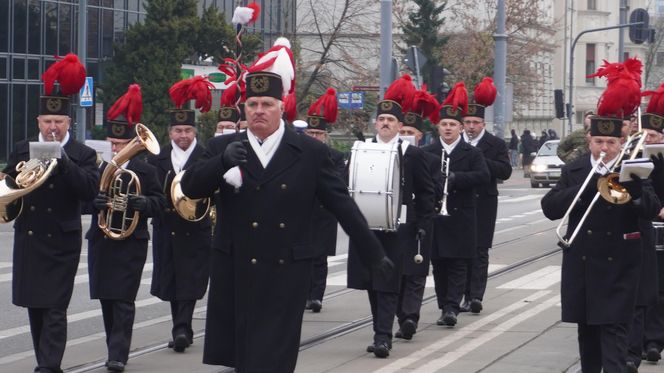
[375,134,410,150]
[440,135,461,154]
[247,120,286,168]
[170,138,197,173]
[39,131,70,147]
[591,153,618,175]
[463,128,485,147]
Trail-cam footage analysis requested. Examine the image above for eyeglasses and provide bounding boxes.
[463,120,483,125]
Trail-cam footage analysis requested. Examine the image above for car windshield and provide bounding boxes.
[538,142,558,156]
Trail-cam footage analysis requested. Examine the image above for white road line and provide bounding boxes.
[410,294,561,372]
[0,306,207,366]
[0,296,163,340]
[494,218,550,235]
[500,195,542,203]
[0,263,90,284]
[373,290,552,373]
[497,265,561,290]
[0,262,12,269]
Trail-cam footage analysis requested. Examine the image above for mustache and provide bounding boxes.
[381,125,390,129]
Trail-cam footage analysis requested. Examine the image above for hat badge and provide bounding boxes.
[446,106,458,116]
[651,115,663,130]
[46,98,62,113]
[597,120,615,136]
[220,107,233,119]
[111,123,126,137]
[380,101,393,111]
[250,76,270,94]
[467,105,477,115]
[404,112,417,125]
[175,111,188,123]
[309,117,320,128]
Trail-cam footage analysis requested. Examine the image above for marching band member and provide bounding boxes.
[542,58,660,373]
[347,74,435,358]
[395,85,442,340]
[147,78,214,353]
[86,85,166,372]
[422,82,489,328]
[301,89,345,313]
[2,54,98,373]
[180,38,392,373]
[461,78,512,314]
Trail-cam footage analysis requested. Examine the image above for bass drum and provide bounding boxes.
[348,141,402,231]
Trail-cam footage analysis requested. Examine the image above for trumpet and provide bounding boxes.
[98,123,160,240]
[436,150,451,216]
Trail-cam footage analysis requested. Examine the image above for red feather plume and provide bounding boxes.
[384,75,416,112]
[474,77,497,106]
[308,88,338,123]
[42,53,86,96]
[247,2,261,24]
[107,84,142,126]
[283,92,297,122]
[168,76,215,112]
[591,59,643,117]
[412,85,439,120]
[220,82,240,108]
[441,82,469,115]
[642,83,664,115]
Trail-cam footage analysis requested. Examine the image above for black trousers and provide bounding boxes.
[100,299,135,364]
[170,300,196,342]
[432,258,468,314]
[309,255,328,301]
[397,274,426,326]
[28,307,67,373]
[627,306,646,367]
[465,246,490,301]
[645,302,664,351]
[577,323,628,373]
[367,289,398,344]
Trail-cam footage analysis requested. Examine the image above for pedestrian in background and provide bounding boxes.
[509,129,519,168]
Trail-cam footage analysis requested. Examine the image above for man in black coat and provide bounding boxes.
[147,111,211,352]
[3,90,99,373]
[301,92,345,313]
[542,115,660,373]
[422,103,490,328]
[180,70,391,373]
[347,87,435,358]
[87,111,166,372]
[461,102,512,314]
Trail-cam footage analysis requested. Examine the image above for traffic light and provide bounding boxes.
[629,8,650,45]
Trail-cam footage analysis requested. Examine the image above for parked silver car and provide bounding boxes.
[530,140,564,188]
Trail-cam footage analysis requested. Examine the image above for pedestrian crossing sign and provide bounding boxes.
[79,77,94,107]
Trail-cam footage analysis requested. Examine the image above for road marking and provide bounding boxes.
[373,290,552,373]
[499,194,543,203]
[497,265,561,290]
[0,263,90,284]
[494,218,550,234]
[0,262,12,269]
[410,294,561,372]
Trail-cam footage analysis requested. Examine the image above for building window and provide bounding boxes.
[657,52,664,66]
[588,0,597,11]
[586,43,596,84]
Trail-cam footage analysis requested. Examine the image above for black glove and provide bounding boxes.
[57,148,71,173]
[622,173,643,200]
[223,141,248,168]
[415,228,426,241]
[373,256,394,281]
[127,195,148,212]
[93,193,109,211]
[446,171,456,190]
[651,154,664,176]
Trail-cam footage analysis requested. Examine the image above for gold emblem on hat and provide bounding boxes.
[250,76,270,94]
[404,113,417,125]
[111,123,126,137]
[650,115,664,130]
[220,107,233,120]
[46,98,62,113]
[446,106,459,117]
[467,105,477,115]
[175,111,188,123]
[380,101,394,112]
[309,117,320,128]
[597,120,615,135]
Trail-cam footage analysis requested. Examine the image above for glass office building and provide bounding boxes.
[1,0,295,163]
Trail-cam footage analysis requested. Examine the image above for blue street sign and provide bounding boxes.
[338,91,364,110]
[79,77,94,107]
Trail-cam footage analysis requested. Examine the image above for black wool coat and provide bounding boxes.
[474,132,512,248]
[180,127,386,373]
[347,138,435,292]
[86,159,166,301]
[147,143,212,301]
[422,139,490,259]
[541,154,660,324]
[4,138,98,308]
[309,147,345,257]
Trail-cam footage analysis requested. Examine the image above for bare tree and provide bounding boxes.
[644,15,664,89]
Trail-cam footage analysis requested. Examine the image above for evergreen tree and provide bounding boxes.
[401,0,449,87]
[196,6,262,64]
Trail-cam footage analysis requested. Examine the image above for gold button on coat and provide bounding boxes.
[27,230,33,236]
[252,222,258,228]
[251,258,257,264]
[281,184,287,190]
[279,223,286,229]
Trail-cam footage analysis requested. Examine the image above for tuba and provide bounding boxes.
[170,170,211,222]
[98,123,160,240]
[0,158,58,223]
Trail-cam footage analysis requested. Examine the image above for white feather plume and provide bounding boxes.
[273,37,291,49]
[232,7,254,25]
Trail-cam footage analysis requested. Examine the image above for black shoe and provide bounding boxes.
[305,300,312,310]
[399,319,417,340]
[459,300,470,313]
[373,341,390,358]
[173,333,189,352]
[470,298,483,314]
[437,311,457,326]
[366,344,375,353]
[310,299,322,313]
[106,360,125,372]
[626,361,638,373]
[647,345,661,362]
